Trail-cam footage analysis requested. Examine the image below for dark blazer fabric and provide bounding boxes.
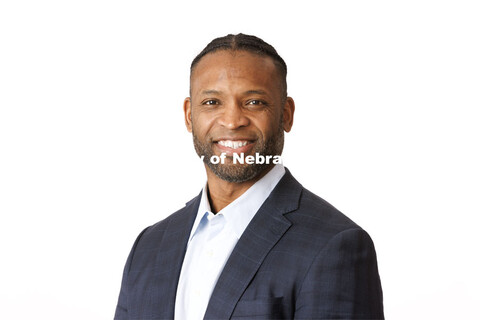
[114,170,384,319]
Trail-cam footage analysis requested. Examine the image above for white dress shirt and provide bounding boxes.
[174,164,285,320]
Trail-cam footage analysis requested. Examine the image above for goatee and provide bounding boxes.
[192,126,284,183]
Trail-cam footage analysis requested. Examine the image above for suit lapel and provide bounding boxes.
[203,170,302,319]
[153,193,200,318]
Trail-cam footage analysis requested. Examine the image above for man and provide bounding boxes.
[114,34,384,320]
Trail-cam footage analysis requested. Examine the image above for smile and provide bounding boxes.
[217,140,251,149]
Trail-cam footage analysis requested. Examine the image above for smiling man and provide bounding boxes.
[114,34,384,320]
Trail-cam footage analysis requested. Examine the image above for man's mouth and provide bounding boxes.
[214,139,255,155]
[217,140,250,149]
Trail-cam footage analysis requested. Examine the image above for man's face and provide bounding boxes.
[184,50,294,183]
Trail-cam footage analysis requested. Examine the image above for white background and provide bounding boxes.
[1,1,479,319]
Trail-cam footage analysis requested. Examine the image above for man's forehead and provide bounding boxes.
[190,50,280,93]
[191,50,277,78]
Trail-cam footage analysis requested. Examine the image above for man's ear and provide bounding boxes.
[184,97,192,133]
[283,97,295,132]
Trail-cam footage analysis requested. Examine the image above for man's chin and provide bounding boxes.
[207,162,269,183]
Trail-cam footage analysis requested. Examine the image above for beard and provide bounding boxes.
[192,124,284,183]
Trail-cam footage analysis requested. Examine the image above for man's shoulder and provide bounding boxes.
[296,187,359,229]
[277,175,363,245]
[136,193,201,245]
[275,175,374,262]
[275,169,360,232]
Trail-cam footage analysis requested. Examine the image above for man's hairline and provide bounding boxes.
[189,48,288,99]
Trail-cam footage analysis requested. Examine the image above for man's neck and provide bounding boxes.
[205,165,274,214]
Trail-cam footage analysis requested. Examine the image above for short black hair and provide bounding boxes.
[190,33,287,97]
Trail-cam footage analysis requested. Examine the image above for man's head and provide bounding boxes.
[184,34,294,183]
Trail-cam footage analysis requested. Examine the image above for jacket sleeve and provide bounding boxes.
[114,228,149,320]
[294,228,384,319]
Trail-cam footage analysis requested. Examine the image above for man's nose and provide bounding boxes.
[217,102,250,130]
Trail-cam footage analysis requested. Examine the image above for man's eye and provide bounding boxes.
[247,100,266,106]
[203,100,219,105]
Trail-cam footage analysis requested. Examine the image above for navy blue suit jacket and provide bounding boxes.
[114,170,384,319]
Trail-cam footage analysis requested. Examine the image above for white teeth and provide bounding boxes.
[218,140,249,149]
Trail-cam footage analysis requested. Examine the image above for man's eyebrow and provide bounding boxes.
[244,90,268,95]
[201,89,222,95]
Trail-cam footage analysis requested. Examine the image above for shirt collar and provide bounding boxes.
[189,164,286,241]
